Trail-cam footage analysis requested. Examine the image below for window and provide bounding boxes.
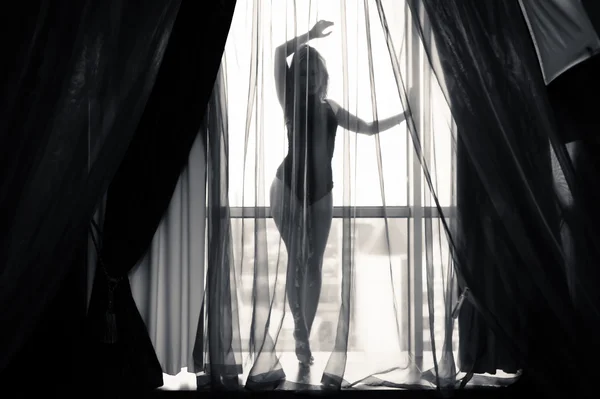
[223,0,457,363]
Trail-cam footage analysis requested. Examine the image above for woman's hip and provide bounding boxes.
[270,177,333,213]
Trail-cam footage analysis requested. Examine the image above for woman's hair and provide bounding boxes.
[290,45,329,100]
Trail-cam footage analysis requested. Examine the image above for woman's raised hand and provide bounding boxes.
[310,20,334,39]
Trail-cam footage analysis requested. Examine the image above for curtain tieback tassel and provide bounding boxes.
[103,279,119,344]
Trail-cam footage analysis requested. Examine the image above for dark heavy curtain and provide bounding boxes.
[0,0,180,385]
[85,0,237,393]
[547,53,600,338]
[407,0,597,395]
[583,0,600,35]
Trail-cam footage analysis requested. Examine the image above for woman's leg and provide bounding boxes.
[303,192,333,337]
[269,178,311,358]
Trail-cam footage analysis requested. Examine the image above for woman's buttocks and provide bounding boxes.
[275,158,331,201]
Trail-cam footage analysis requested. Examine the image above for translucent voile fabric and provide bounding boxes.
[199,0,483,390]
[407,0,600,395]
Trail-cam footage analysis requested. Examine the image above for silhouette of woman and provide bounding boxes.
[270,20,408,366]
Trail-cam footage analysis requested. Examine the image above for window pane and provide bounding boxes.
[422,219,459,370]
[223,0,409,208]
[422,71,454,208]
[230,217,409,353]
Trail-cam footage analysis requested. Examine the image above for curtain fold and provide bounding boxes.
[583,0,600,36]
[547,52,600,323]
[0,0,180,382]
[201,65,250,389]
[546,49,600,396]
[130,132,207,377]
[406,0,599,395]
[85,0,237,393]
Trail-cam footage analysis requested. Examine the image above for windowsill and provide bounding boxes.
[160,352,518,391]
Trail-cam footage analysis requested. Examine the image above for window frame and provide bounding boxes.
[228,206,453,219]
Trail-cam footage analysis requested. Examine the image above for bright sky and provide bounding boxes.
[223,0,453,208]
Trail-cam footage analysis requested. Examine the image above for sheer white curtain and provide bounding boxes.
[211,0,459,388]
[128,134,206,385]
[120,0,508,390]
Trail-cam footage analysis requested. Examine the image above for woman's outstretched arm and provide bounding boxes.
[274,33,310,108]
[327,99,408,136]
[274,20,334,108]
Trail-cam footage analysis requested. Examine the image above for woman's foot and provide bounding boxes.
[293,331,314,366]
[295,343,314,366]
